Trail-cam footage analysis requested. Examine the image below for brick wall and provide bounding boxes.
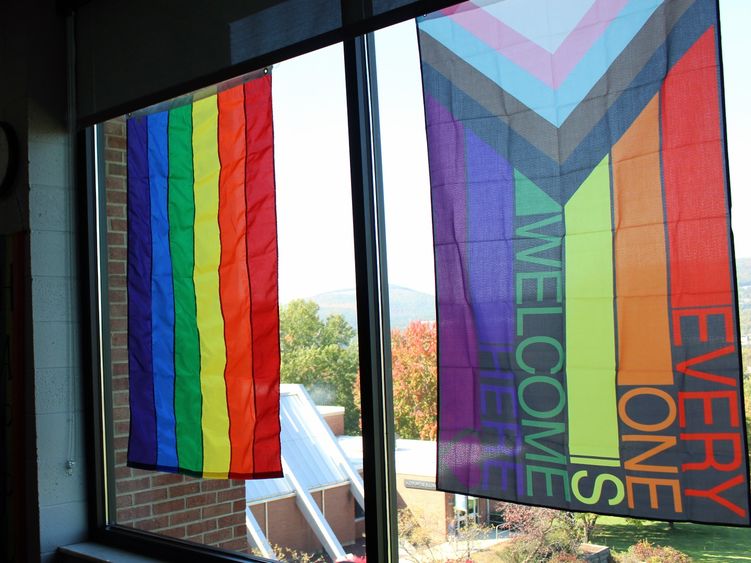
[319,407,345,436]
[322,485,356,545]
[103,117,249,552]
[249,483,356,554]
[395,474,452,540]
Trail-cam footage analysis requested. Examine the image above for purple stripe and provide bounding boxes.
[465,129,514,349]
[426,93,481,488]
[445,0,628,88]
[127,116,157,466]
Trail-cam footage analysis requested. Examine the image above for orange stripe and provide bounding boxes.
[612,95,673,386]
[217,85,256,475]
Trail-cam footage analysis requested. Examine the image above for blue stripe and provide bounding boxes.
[147,111,178,468]
[419,0,662,126]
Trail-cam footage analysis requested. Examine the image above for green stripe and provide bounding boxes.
[564,155,620,464]
[168,105,202,472]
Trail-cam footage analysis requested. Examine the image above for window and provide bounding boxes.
[96,42,371,561]
[84,2,751,562]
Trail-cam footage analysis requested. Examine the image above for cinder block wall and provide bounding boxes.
[103,117,249,552]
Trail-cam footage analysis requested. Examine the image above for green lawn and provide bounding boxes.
[592,516,751,562]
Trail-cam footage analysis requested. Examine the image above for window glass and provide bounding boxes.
[374,7,751,562]
[100,42,367,561]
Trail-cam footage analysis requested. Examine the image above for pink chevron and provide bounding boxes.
[442,0,628,89]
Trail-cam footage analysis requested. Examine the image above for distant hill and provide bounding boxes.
[301,258,751,330]
[308,286,436,330]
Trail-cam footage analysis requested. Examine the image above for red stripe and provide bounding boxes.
[217,85,256,475]
[245,74,282,475]
[662,27,731,314]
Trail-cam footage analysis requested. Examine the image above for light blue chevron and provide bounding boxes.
[419,0,663,127]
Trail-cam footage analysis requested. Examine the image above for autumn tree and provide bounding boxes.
[279,299,360,434]
[390,321,437,440]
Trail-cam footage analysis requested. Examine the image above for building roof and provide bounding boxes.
[246,384,352,503]
[338,436,438,478]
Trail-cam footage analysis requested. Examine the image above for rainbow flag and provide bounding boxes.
[420,0,750,525]
[126,74,281,479]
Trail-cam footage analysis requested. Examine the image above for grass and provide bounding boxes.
[592,516,751,562]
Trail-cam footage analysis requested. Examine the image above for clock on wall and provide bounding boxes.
[0,121,19,196]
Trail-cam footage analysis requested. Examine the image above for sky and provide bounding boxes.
[272,1,751,303]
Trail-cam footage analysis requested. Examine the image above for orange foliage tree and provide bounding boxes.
[390,321,437,440]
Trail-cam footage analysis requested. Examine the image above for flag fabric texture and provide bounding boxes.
[419,0,751,524]
[126,73,282,479]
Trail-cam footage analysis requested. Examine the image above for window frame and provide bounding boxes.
[79,5,453,558]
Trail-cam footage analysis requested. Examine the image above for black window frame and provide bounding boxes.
[79,3,458,561]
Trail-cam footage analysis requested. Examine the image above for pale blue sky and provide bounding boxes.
[273,1,751,303]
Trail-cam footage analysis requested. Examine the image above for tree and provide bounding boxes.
[280,299,360,434]
[390,321,438,440]
[500,503,596,562]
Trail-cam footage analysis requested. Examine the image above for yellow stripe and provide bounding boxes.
[192,96,230,477]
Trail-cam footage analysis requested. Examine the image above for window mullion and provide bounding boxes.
[344,35,398,563]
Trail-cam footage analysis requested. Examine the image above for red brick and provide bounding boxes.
[112,406,129,421]
[204,527,232,545]
[107,232,126,246]
[109,304,127,319]
[233,499,246,512]
[108,163,127,177]
[104,119,125,135]
[107,204,125,218]
[108,261,126,276]
[109,218,127,233]
[134,488,168,504]
[105,175,126,191]
[112,362,128,377]
[160,526,187,539]
[202,502,232,519]
[233,524,246,538]
[132,515,169,531]
[105,148,125,164]
[109,276,126,289]
[105,135,128,149]
[108,246,126,261]
[109,289,126,304]
[113,436,128,451]
[109,333,126,348]
[116,494,133,508]
[110,349,128,364]
[108,189,127,204]
[169,482,201,498]
[151,473,184,487]
[114,421,129,436]
[153,498,186,515]
[114,450,127,465]
[186,492,217,508]
[115,465,133,480]
[169,508,201,526]
[218,538,248,551]
[218,487,245,502]
[117,504,151,522]
[201,480,231,492]
[217,514,242,529]
[113,391,128,406]
[116,476,150,493]
[187,519,217,536]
